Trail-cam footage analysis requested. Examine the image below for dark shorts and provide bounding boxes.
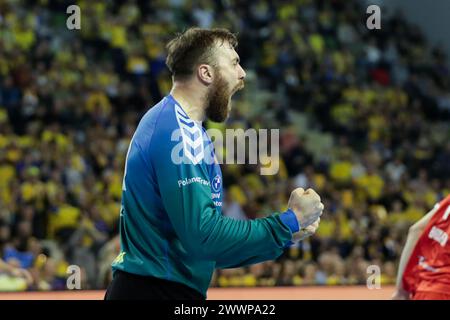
[104,270,205,300]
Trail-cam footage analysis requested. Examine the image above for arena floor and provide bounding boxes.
[0,286,395,300]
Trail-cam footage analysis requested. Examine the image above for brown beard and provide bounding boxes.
[205,71,231,123]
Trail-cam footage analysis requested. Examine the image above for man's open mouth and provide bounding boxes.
[232,82,245,95]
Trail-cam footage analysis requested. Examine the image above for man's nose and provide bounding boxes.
[238,65,246,80]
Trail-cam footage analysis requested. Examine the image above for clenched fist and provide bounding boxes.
[288,188,324,229]
[293,218,320,242]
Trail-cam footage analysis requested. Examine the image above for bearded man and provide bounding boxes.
[105,28,324,300]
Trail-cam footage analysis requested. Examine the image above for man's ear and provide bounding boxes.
[197,64,214,85]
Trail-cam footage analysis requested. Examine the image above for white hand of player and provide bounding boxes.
[293,218,320,242]
[288,188,324,229]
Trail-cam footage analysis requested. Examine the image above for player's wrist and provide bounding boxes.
[279,208,300,233]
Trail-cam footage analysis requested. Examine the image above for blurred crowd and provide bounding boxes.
[1,0,449,291]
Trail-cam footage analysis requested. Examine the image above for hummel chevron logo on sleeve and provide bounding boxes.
[175,104,204,164]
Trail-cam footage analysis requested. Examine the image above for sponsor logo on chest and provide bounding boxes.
[428,226,448,247]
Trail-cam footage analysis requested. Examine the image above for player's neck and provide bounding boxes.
[170,83,207,123]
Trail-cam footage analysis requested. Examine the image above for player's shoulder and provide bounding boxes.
[137,95,207,160]
[150,95,213,166]
[444,194,450,203]
[123,96,167,161]
[433,194,450,215]
[439,194,450,208]
[139,95,176,130]
[132,95,177,147]
[139,94,196,136]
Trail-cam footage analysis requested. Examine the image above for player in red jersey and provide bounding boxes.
[392,194,450,300]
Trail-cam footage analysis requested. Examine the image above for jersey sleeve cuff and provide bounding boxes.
[279,208,300,233]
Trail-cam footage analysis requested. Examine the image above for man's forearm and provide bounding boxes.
[395,228,421,288]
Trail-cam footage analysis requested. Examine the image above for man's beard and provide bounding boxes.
[205,72,243,122]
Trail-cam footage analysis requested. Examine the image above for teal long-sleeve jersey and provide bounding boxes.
[111,94,298,297]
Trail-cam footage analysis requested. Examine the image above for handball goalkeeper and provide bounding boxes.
[105,28,324,300]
